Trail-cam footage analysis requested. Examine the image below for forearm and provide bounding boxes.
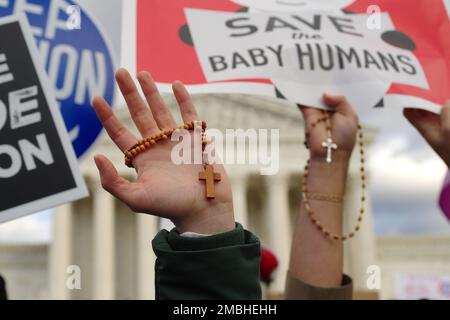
[289,159,349,287]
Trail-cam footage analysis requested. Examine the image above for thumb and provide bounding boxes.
[403,108,440,144]
[94,155,140,208]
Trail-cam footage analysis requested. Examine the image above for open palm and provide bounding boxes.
[92,69,234,233]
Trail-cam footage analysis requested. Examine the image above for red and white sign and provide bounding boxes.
[136,0,449,115]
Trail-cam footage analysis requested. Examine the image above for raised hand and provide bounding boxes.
[289,94,359,288]
[299,94,359,163]
[92,68,234,234]
[404,102,450,168]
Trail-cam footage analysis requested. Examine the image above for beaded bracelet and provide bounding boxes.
[124,120,207,168]
[305,192,343,203]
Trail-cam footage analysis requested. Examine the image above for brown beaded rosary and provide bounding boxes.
[124,120,221,199]
[303,111,366,241]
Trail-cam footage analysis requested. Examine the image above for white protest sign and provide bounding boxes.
[185,9,428,111]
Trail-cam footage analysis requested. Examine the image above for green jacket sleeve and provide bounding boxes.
[152,223,262,300]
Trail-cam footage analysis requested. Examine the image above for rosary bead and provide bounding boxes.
[124,120,208,169]
[302,119,366,242]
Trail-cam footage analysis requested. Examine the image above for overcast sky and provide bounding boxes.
[367,106,449,235]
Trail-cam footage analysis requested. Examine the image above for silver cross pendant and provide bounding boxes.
[322,137,338,163]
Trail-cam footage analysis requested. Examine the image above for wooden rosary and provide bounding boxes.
[124,120,221,199]
[303,111,366,241]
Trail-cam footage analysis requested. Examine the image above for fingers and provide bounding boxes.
[298,104,322,120]
[172,81,199,123]
[323,93,357,120]
[94,155,141,209]
[137,71,177,130]
[116,68,159,137]
[92,96,137,152]
[298,104,325,131]
[403,107,440,144]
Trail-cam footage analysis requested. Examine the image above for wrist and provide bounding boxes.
[306,159,350,195]
[173,201,235,235]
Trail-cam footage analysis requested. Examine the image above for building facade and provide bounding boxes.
[45,94,379,299]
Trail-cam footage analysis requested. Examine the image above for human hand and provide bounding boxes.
[92,68,234,234]
[299,94,359,164]
[404,102,450,168]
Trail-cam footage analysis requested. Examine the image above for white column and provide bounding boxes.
[49,203,72,300]
[265,173,292,294]
[231,174,249,228]
[136,213,158,300]
[93,181,115,299]
[343,172,377,293]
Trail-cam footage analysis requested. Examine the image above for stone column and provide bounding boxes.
[49,203,73,300]
[343,172,377,294]
[136,213,158,299]
[93,180,115,299]
[264,173,292,294]
[230,174,249,228]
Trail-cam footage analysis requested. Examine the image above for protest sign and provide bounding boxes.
[137,0,449,115]
[0,15,88,223]
[0,0,118,158]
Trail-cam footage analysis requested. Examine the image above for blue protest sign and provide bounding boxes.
[0,0,116,158]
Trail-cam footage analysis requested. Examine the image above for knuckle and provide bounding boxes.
[112,126,127,140]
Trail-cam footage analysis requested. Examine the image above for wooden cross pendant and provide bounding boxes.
[322,137,338,163]
[198,164,221,199]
